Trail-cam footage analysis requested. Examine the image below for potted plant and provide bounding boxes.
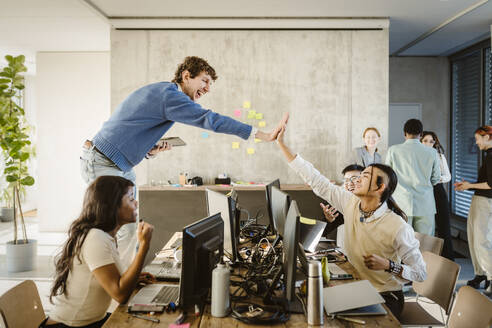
[0,54,37,272]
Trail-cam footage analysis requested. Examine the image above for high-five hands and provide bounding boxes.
[256,113,289,142]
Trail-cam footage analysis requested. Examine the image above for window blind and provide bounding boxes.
[451,50,481,218]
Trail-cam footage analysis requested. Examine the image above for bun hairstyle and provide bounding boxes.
[368,163,408,222]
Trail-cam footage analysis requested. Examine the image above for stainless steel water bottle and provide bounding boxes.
[307,260,324,325]
[211,263,230,317]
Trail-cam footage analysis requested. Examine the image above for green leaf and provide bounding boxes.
[19,152,29,162]
[6,175,18,182]
[0,78,9,83]
[3,167,17,174]
[20,176,34,186]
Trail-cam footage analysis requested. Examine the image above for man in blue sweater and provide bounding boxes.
[81,56,287,184]
[80,56,288,264]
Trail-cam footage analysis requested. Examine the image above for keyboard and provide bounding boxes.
[152,285,180,304]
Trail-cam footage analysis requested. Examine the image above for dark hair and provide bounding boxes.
[403,119,423,136]
[367,163,408,222]
[342,164,365,175]
[421,131,445,155]
[50,176,134,302]
[475,125,492,137]
[172,56,218,84]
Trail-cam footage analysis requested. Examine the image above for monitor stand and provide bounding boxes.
[287,296,305,314]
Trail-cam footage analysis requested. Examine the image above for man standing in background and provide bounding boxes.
[386,119,441,235]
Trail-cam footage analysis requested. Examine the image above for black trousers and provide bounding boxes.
[42,313,110,328]
[380,290,404,321]
[433,183,455,260]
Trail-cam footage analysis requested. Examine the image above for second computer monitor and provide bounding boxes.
[205,188,237,262]
[270,186,291,237]
[265,179,280,233]
[282,200,300,304]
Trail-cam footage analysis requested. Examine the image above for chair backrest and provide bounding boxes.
[0,280,46,328]
[448,286,492,328]
[415,231,444,255]
[412,251,460,314]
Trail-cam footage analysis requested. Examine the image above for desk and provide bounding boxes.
[103,260,400,327]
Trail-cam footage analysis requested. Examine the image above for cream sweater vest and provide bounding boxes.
[344,196,406,292]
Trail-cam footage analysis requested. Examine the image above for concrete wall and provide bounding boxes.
[389,57,450,155]
[36,52,110,232]
[111,29,389,186]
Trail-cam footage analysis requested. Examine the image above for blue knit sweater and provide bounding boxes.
[93,82,252,172]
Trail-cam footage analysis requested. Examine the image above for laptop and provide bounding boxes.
[323,280,386,316]
[143,233,182,281]
[128,283,180,308]
[299,218,327,253]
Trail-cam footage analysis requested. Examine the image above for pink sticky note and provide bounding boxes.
[169,323,190,328]
[234,109,242,117]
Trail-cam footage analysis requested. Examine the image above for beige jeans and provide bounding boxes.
[468,195,492,280]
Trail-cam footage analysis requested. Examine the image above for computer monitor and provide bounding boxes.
[265,179,280,233]
[271,186,291,237]
[299,219,327,253]
[179,213,224,309]
[282,200,303,313]
[205,189,238,262]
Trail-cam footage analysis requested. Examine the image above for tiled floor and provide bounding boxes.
[0,217,488,326]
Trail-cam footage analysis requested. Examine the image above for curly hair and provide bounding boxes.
[172,56,218,84]
[49,176,134,303]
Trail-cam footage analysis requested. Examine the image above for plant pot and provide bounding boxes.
[0,207,14,222]
[6,239,37,272]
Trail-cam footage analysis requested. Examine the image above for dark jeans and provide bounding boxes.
[42,313,110,328]
[433,183,455,260]
[380,290,404,321]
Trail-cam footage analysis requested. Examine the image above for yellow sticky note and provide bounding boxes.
[254,138,261,143]
[243,101,251,109]
[247,110,256,119]
[232,142,240,149]
[255,113,263,120]
[300,216,316,225]
[258,121,266,127]
[247,148,255,155]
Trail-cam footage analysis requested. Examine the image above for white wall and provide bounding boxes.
[36,52,110,232]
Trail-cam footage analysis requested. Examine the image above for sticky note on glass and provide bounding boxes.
[300,217,316,225]
[201,132,209,138]
[254,138,261,143]
[247,110,256,119]
[243,101,251,109]
[232,142,240,149]
[255,113,263,120]
[258,121,266,127]
[247,148,255,155]
[233,109,242,118]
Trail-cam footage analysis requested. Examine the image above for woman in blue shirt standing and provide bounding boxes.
[353,127,382,167]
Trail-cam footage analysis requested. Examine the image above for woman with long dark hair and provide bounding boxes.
[421,131,454,260]
[276,126,426,320]
[454,126,492,296]
[45,176,154,327]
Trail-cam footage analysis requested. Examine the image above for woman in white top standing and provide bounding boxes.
[353,127,382,167]
[421,131,455,260]
[46,176,154,328]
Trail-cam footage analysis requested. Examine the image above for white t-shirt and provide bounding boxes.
[50,229,124,327]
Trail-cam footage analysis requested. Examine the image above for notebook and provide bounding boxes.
[323,280,385,315]
[128,283,180,307]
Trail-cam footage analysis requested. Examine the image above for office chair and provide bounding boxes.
[0,280,47,328]
[415,231,444,256]
[399,251,460,327]
[447,286,492,328]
